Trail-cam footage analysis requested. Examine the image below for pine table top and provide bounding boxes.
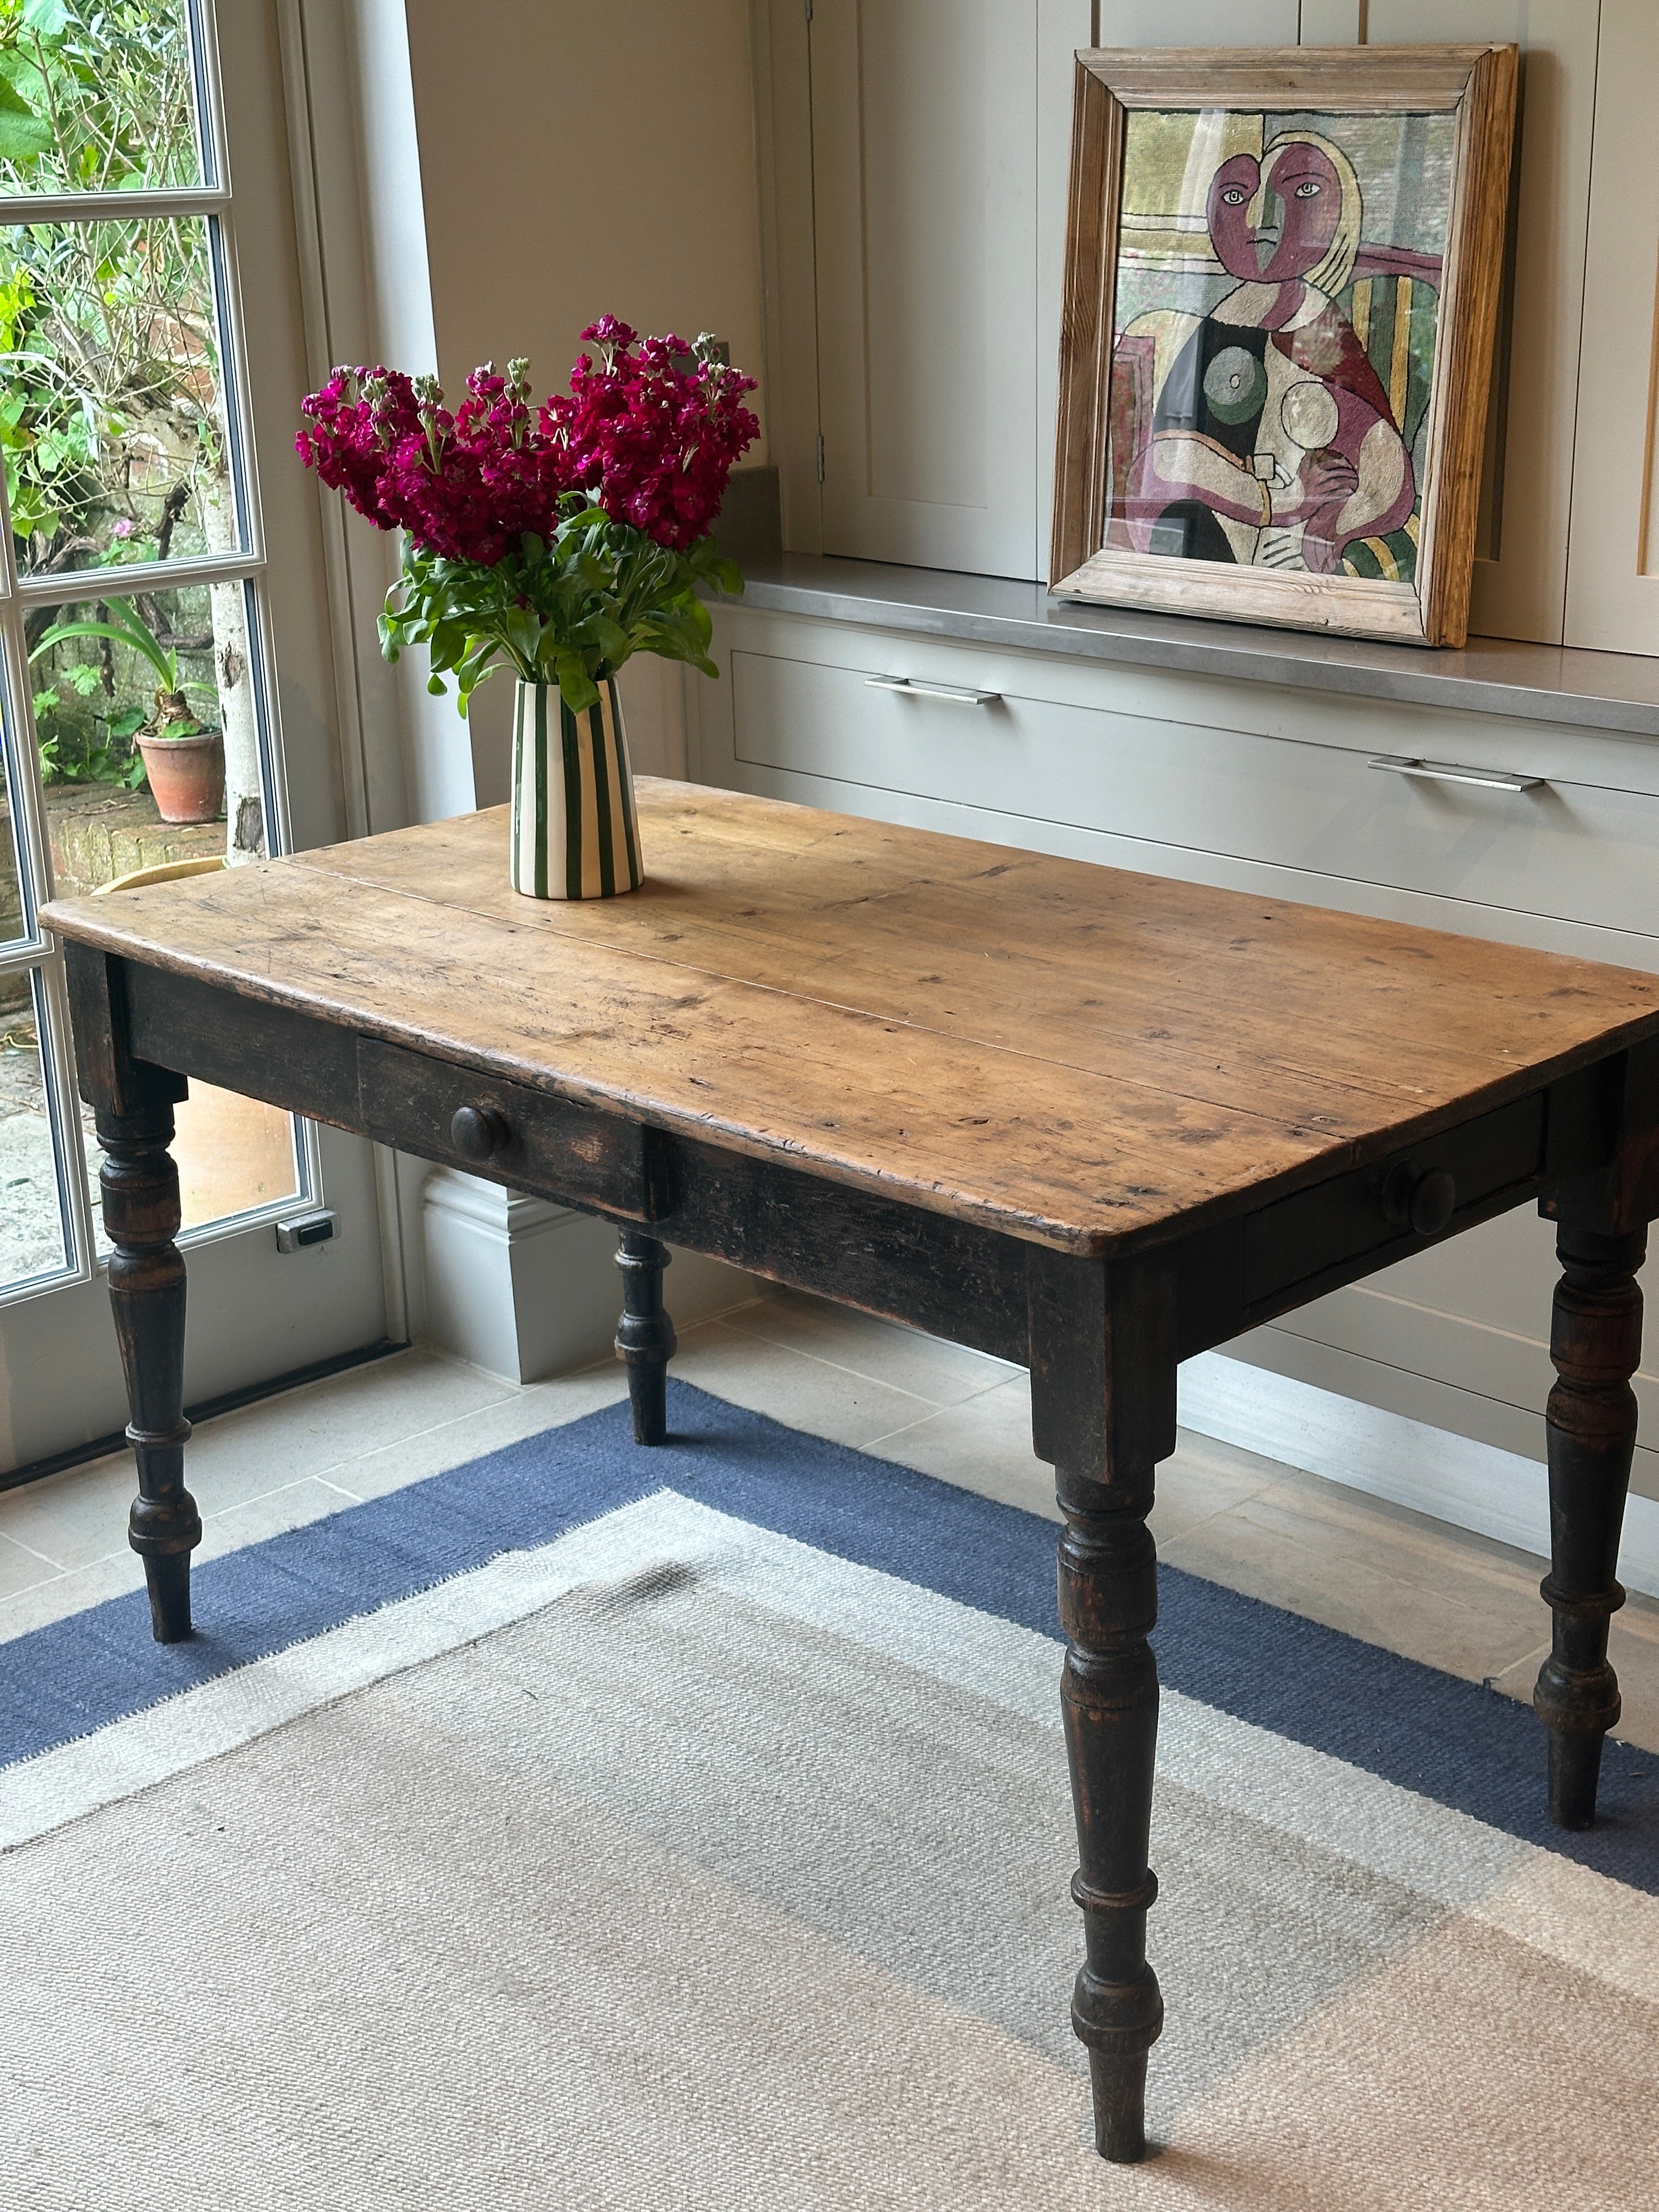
[43,778,1659,1255]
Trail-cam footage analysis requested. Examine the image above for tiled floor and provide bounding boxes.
[4,1282,1657,1753]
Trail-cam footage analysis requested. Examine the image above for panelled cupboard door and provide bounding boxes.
[1097,3,1298,38]
[1564,0,1659,656]
[809,1,1043,579]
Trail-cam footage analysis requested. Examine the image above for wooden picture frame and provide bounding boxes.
[1050,44,1518,648]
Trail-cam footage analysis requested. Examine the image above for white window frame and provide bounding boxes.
[0,0,320,1308]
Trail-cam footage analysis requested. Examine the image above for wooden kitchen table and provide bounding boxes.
[44,779,1659,2164]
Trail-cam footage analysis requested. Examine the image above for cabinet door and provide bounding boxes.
[810,1,1044,578]
[1563,0,1659,656]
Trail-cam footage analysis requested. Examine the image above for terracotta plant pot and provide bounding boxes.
[137,729,225,826]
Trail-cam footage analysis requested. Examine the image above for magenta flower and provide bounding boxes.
[295,328,758,564]
[296,325,759,719]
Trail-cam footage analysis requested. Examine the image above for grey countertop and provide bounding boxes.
[719,555,1659,740]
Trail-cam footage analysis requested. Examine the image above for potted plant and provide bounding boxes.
[30,597,224,825]
[295,321,759,899]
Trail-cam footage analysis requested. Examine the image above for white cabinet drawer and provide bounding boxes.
[730,645,1659,940]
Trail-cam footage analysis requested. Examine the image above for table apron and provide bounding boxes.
[121,963,1033,1364]
[115,959,1646,1372]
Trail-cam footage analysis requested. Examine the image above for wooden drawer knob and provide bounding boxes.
[1408,1169,1457,1237]
[1385,1161,1456,1238]
[450,1104,510,1161]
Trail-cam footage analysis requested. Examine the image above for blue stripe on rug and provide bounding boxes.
[4,1380,1656,1889]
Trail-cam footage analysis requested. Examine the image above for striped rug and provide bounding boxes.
[3,1384,1655,2209]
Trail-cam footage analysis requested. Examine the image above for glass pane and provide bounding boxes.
[0,966,69,1290]
[83,1087,301,1254]
[1,703,25,950]
[31,572,300,1242]
[0,3,202,195]
[3,215,241,575]
[31,579,249,873]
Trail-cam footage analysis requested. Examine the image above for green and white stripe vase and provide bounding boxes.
[509,676,644,900]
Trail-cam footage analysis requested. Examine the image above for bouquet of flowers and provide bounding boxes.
[295,318,760,716]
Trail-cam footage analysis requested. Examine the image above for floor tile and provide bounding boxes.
[0,1529,57,1599]
[670,1318,942,1452]
[727,1286,1019,1406]
[335,1367,630,1502]
[1151,1432,1282,1545]
[0,1451,142,1574]
[1159,1467,1560,1686]
[185,1348,516,1504]
[195,1476,364,1559]
[0,1349,514,1572]
[0,1548,145,1641]
[1487,1597,1659,1757]
[866,1374,1056,1520]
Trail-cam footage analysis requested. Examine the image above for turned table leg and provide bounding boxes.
[1057,1463,1164,2161]
[97,1099,199,1643]
[1030,1251,1176,2164]
[1534,1211,1645,1829]
[614,1227,676,1445]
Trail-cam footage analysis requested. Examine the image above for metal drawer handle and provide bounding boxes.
[451,1104,510,1162]
[865,676,1001,706]
[1368,754,1543,793]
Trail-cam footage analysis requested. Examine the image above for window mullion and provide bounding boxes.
[0,189,229,225]
[15,552,266,607]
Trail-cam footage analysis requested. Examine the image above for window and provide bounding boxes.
[0,0,303,1300]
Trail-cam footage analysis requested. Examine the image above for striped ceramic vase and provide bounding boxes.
[509,676,644,900]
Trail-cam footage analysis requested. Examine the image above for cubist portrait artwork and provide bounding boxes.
[1106,109,1457,585]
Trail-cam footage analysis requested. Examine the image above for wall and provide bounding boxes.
[298,0,769,1374]
[405,1,766,442]
[403,0,768,795]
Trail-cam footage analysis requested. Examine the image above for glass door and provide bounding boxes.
[0,1,389,1475]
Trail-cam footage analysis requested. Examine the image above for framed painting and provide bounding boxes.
[1050,45,1518,648]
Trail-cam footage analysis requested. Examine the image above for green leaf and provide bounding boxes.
[22,0,71,32]
[0,78,52,165]
[29,600,176,693]
[503,605,540,662]
[553,648,600,715]
[579,614,629,664]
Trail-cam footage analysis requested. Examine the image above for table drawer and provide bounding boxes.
[357,1039,664,1219]
[730,645,1659,939]
[1242,1092,1548,1310]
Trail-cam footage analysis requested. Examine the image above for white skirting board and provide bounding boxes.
[419,1167,753,1385]
[1178,1351,1659,1605]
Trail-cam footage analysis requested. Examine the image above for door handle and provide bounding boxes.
[1368,754,1544,793]
[865,676,1001,706]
